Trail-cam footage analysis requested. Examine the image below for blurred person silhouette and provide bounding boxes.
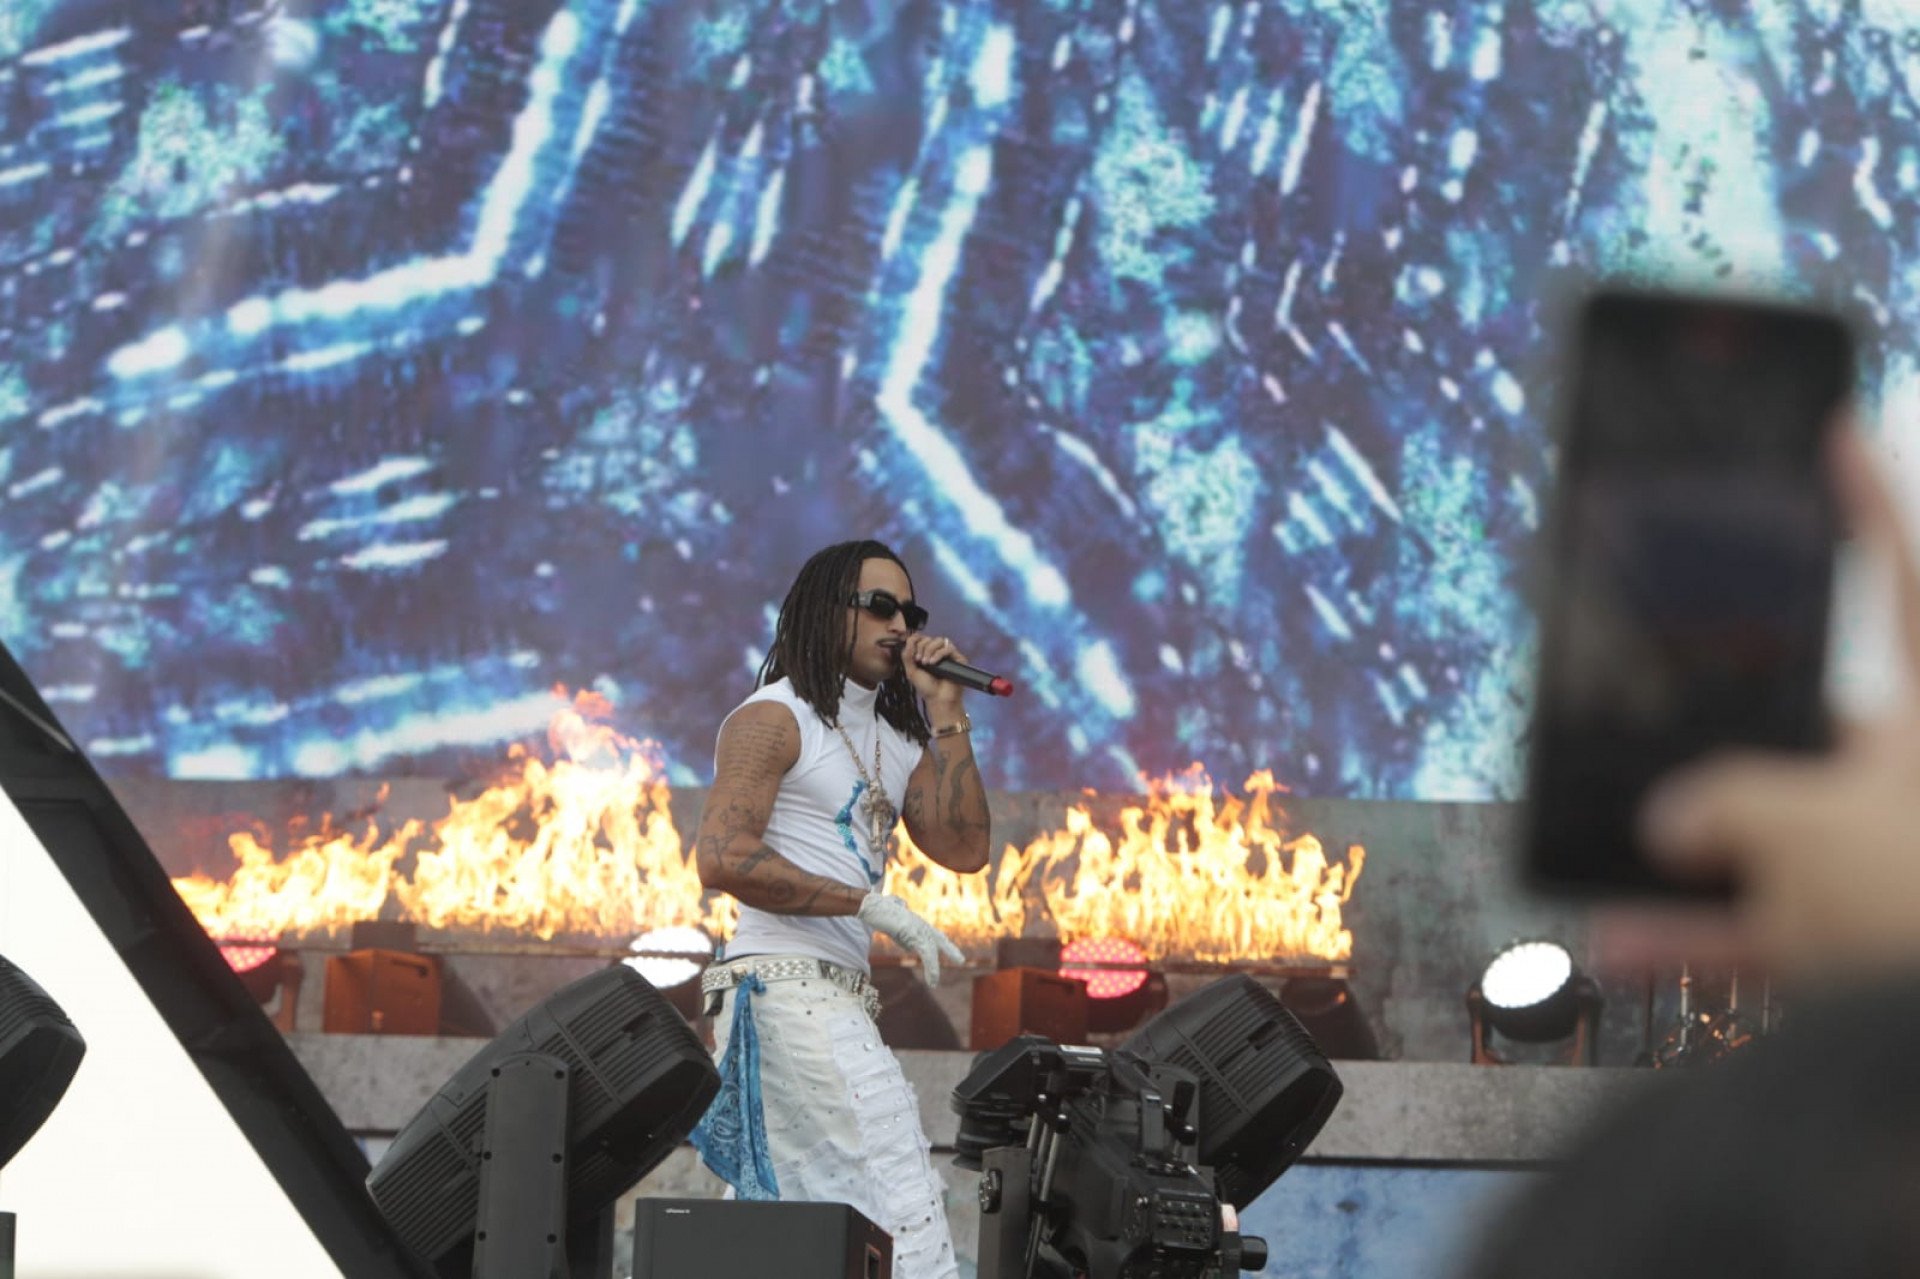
[1463,428,1920,1279]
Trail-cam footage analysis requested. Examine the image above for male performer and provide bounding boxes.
[690,539,991,1279]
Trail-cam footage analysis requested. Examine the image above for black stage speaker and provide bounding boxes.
[632,1199,890,1279]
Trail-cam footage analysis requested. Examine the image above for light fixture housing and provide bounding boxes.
[1121,973,1343,1209]
[1061,937,1169,1034]
[1468,939,1604,1064]
[1279,976,1381,1060]
[1059,936,1149,999]
[367,966,719,1276]
[0,954,86,1172]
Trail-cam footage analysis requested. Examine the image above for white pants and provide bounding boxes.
[711,968,960,1279]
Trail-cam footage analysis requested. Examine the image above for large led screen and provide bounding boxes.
[2,0,1911,797]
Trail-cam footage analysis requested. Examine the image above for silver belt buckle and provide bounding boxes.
[822,962,882,1021]
[699,959,755,1016]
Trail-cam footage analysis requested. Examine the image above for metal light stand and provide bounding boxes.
[1466,976,1605,1066]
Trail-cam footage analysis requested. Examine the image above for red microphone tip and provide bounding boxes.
[988,677,1015,697]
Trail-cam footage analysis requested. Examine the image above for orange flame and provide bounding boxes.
[887,766,1363,964]
[171,690,734,943]
[171,809,417,939]
[173,702,1358,966]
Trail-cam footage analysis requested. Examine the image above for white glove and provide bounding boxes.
[857,892,966,987]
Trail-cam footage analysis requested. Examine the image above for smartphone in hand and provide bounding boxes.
[1523,289,1856,896]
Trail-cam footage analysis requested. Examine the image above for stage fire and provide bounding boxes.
[892,766,1364,964]
[171,694,1364,966]
[172,690,728,944]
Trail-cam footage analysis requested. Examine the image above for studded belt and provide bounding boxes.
[700,955,882,1021]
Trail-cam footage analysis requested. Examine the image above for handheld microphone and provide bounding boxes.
[927,658,1015,698]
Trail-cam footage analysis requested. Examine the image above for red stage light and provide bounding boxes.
[1060,938,1149,1000]
[217,941,278,975]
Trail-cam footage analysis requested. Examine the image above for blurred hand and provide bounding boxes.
[1598,429,1920,985]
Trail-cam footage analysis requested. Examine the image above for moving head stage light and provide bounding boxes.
[1,953,86,1270]
[366,966,719,1279]
[953,975,1342,1279]
[0,954,85,1174]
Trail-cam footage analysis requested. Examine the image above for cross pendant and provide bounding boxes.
[867,797,894,850]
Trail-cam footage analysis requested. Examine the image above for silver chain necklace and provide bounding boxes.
[831,718,895,851]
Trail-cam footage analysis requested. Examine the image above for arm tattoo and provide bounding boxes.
[944,754,979,828]
[901,735,991,873]
[690,704,865,916]
[734,846,778,878]
[711,845,861,915]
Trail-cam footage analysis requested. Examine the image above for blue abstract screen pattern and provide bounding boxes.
[0,0,1911,797]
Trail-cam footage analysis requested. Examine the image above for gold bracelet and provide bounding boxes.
[930,715,972,739]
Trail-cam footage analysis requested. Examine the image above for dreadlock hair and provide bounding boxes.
[756,539,932,745]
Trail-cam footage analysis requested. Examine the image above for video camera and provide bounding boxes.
[954,1036,1267,1279]
[952,974,1345,1279]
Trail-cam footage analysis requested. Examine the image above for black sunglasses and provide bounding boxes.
[849,589,928,632]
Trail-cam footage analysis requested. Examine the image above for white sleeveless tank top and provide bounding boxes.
[718,676,920,973]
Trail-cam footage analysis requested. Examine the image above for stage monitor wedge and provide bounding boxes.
[0,641,431,1278]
